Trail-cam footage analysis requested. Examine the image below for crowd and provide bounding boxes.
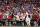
[0,0,40,26]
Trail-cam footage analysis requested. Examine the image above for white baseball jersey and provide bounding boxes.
[26,17,31,25]
[16,15,20,21]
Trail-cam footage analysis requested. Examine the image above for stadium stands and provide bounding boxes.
[0,0,40,26]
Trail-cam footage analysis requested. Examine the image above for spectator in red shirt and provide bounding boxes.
[7,15,12,21]
[0,10,3,19]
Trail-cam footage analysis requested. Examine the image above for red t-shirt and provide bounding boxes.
[36,16,39,19]
[7,15,12,21]
[36,19,39,24]
[0,14,3,19]
[25,15,28,18]
[35,4,37,8]
[34,14,39,19]
[34,14,37,19]
[21,10,25,13]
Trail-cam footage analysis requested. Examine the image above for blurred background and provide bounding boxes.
[0,0,40,26]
